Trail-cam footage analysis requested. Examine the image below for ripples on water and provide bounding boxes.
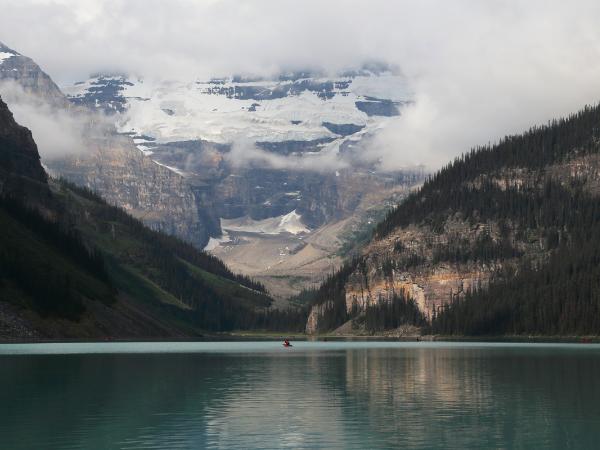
[0,341,599,449]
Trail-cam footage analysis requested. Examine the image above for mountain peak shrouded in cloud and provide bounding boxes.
[0,41,21,59]
[1,0,600,169]
[0,42,98,160]
[61,67,410,173]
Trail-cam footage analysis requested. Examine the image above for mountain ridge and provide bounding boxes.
[305,103,600,336]
[0,94,288,340]
[0,42,213,248]
[55,59,424,297]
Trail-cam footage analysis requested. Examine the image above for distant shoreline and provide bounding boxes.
[1,334,599,344]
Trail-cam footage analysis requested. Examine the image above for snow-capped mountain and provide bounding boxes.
[59,65,422,296]
[0,40,424,296]
[0,42,68,108]
[63,66,412,165]
[0,41,210,248]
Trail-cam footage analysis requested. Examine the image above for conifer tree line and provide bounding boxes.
[310,102,600,335]
[362,292,426,332]
[1,196,109,279]
[1,180,308,331]
[57,180,313,331]
[429,232,600,335]
[294,259,361,331]
[376,103,600,238]
[60,179,267,293]
[0,196,114,318]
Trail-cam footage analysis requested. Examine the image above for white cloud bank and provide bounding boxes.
[0,81,90,159]
[1,0,600,169]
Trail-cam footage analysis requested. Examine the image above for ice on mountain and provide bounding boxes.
[60,69,412,180]
[203,231,232,251]
[221,210,309,235]
[0,52,16,63]
[153,160,186,176]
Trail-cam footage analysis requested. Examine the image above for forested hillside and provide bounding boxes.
[0,96,305,339]
[307,103,600,336]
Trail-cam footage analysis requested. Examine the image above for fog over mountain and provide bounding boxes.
[0,81,101,159]
[2,0,600,169]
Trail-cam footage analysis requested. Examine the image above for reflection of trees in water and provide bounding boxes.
[0,354,249,449]
[342,347,600,449]
[203,352,350,449]
[1,348,599,449]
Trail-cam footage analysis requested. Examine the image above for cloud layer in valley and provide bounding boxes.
[2,0,600,170]
[0,81,105,160]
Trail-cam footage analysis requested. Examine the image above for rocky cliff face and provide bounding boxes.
[306,146,600,334]
[47,143,210,247]
[45,129,209,246]
[341,223,505,322]
[305,301,334,335]
[0,95,47,195]
[0,43,210,247]
[148,139,424,231]
[0,42,68,108]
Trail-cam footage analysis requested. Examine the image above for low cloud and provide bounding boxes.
[0,81,101,160]
[226,137,349,173]
[370,1,600,170]
[2,1,600,171]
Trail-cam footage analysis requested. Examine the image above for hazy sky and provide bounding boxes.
[2,0,600,168]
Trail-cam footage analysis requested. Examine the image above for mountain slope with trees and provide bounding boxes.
[0,96,302,340]
[306,103,600,336]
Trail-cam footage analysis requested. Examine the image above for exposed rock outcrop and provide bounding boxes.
[305,150,600,333]
[305,301,334,334]
[0,95,47,195]
[46,130,209,246]
[0,43,210,247]
[0,42,68,108]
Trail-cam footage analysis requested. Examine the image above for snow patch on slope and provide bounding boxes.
[153,160,186,176]
[63,72,411,146]
[62,69,413,175]
[0,52,16,64]
[203,231,232,251]
[221,210,309,235]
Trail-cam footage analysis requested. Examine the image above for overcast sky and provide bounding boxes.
[2,0,600,168]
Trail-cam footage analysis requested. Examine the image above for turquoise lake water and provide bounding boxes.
[0,341,599,449]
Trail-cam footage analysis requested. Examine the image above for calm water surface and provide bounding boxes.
[0,341,599,449]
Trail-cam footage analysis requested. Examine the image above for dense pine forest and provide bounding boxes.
[429,237,600,335]
[0,94,311,337]
[1,175,310,334]
[60,181,316,332]
[376,104,600,236]
[308,102,600,336]
[362,292,426,333]
[54,180,311,332]
[60,179,266,293]
[0,195,114,319]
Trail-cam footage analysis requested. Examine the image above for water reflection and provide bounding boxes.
[0,344,599,449]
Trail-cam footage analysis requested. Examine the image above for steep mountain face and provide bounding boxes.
[63,67,423,295]
[64,66,408,131]
[306,104,600,335]
[0,42,425,296]
[0,95,275,340]
[0,42,67,108]
[0,96,47,190]
[64,69,410,185]
[0,42,210,247]
[47,128,211,246]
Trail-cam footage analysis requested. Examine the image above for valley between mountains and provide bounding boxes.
[2,39,600,339]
